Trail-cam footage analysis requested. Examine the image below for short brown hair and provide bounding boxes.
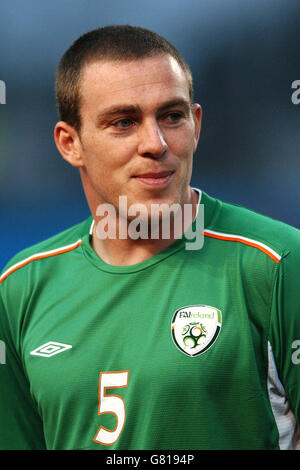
[55,25,194,132]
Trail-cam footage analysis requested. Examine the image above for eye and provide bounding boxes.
[164,112,184,124]
[113,118,134,129]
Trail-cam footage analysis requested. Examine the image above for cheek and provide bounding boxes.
[83,143,131,190]
[170,132,195,163]
[168,122,196,152]
[81,136,111,170]
[84,132,135,166]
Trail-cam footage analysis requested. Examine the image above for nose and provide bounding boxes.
[137,119,167,158]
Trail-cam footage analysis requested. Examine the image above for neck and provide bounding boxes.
[90,188,199,266]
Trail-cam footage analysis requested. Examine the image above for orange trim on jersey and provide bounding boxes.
[0,240,82,283]
[203,230,281,264]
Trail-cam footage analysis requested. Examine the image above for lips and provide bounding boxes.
[134,171,174,178]
[132,170,174,187]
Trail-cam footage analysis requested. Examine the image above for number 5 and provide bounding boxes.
[93,370,129,446]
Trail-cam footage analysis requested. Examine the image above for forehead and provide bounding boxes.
[79,55,190,113]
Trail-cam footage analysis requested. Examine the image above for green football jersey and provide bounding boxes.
[1,190,300,450]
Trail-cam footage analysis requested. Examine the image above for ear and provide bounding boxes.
[54,121,83,168]
[191,104,202,152]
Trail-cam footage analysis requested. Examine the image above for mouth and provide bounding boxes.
[132,171,175,187]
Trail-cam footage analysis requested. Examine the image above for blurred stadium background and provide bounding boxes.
[0,0,299,269]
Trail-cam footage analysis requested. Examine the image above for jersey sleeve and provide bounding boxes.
[269,232,300,426]
[0,284,46,450]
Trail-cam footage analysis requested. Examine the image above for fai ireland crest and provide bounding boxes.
[171,305,222,357]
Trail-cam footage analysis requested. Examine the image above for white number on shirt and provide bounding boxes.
[93,370,129,446]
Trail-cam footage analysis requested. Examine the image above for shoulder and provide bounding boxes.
[0,216,93,284]
[203,192,300,263]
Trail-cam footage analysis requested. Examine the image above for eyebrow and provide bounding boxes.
[96,99,191,124]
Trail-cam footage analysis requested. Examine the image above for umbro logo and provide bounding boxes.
[30,341,72,358]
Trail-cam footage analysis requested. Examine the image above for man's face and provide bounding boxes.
[77,54,202,219]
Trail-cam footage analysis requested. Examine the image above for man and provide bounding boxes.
[0,25,299,450]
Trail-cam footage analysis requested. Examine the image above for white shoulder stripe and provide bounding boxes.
[0,239,82,283]
[204,229,282,262]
